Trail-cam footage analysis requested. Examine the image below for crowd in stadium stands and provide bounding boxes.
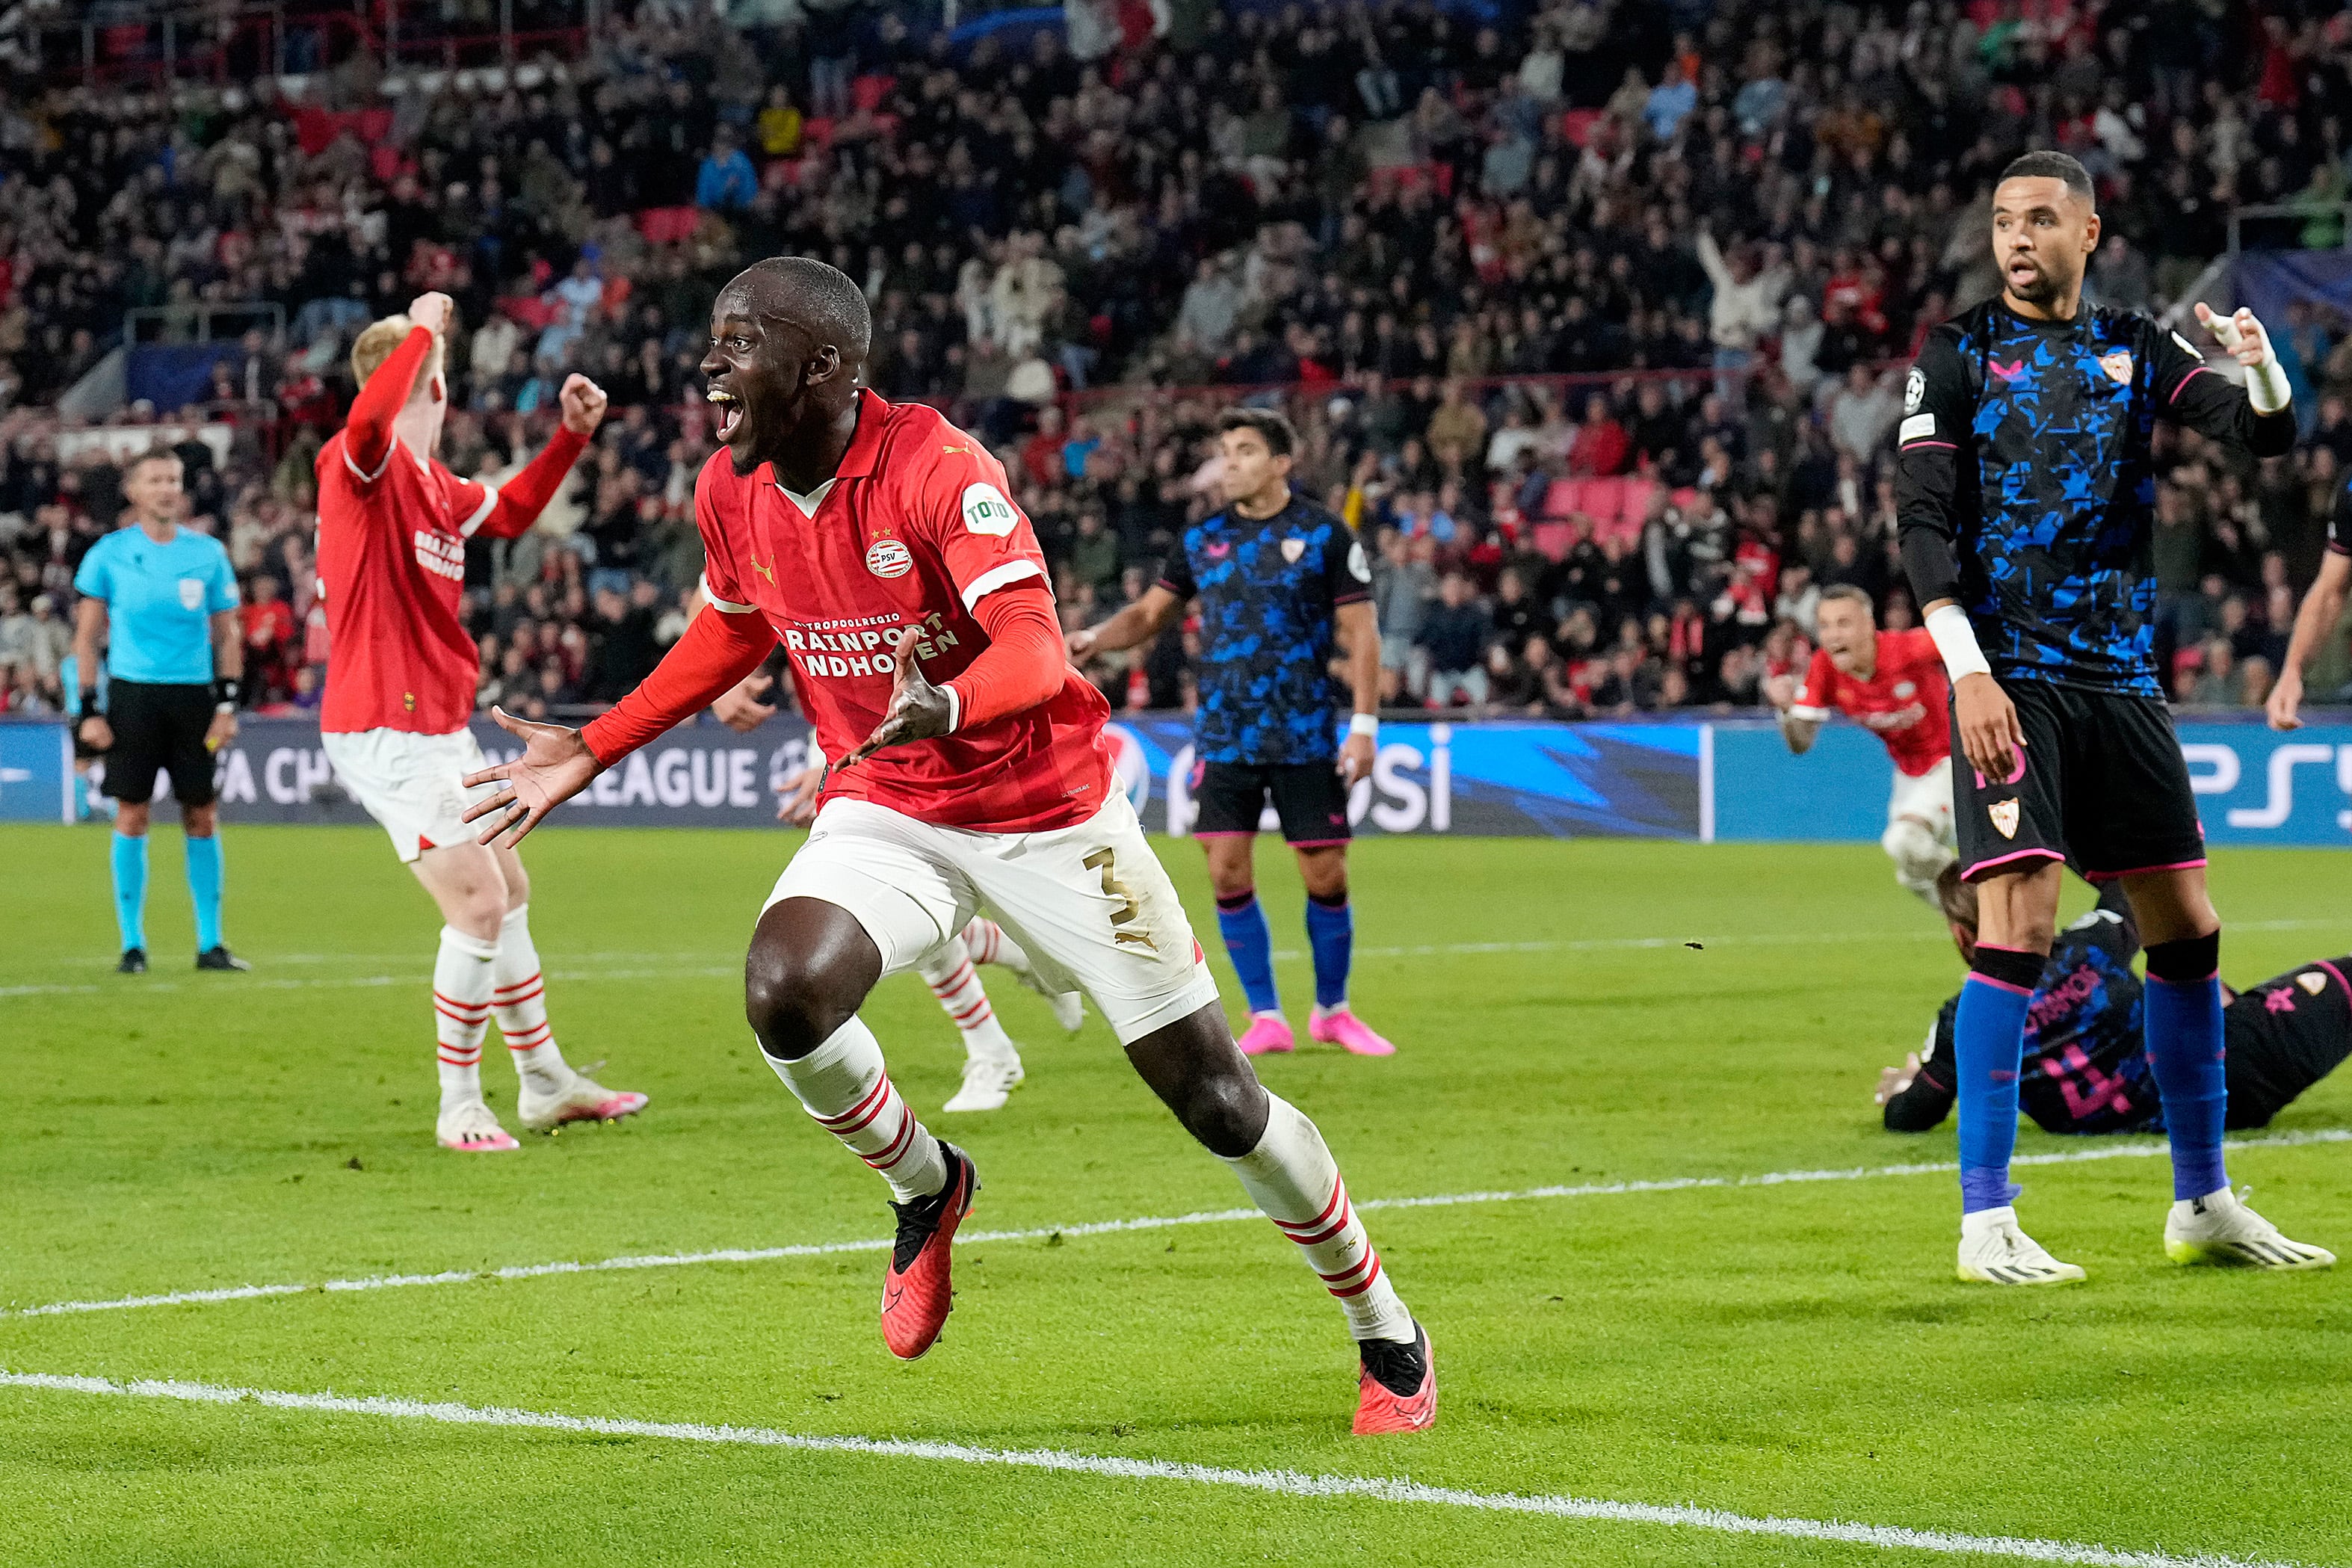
[5,0,2352,725]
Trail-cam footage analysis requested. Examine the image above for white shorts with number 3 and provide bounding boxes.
[767,791,1221,1044]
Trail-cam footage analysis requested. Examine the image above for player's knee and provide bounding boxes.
[114,803,149,836]
[744,945,861,1061]
[1179,1064,1270,1158]
[451,888,506,942]
[182,803,218,837]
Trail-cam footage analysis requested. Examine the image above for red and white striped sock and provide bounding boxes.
[918,935,1017,1061]
[1221,1092,1414,1342]
[959,916,1034,978]
[433,925,501,1108]
[493,904,570,1092]
[765,1016,947,1203]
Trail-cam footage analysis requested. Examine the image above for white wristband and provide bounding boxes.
[942,682,962,735]
[1924,603,1991,681]
[2206,310,2292,415]
[1349,712,1378,739]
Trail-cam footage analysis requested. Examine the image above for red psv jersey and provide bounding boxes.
[697,392,1111,832]
[1790,628,1952,777]
[315,431,499,735]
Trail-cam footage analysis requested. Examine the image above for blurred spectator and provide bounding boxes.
[1418,571,1492,707]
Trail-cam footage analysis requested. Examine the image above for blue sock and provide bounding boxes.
[1214,890,1281,1015]
[1954,944,2042,1213]
[1305,892,1353,1010]
[185,833,225,952]
[2144,933,2228,1202]
[111,832,149,953]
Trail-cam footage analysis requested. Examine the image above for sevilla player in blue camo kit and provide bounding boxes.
[1895,150,2332,1282]
[1070,407,1395,1058]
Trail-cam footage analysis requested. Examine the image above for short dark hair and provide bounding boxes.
[743,255,873,362]
[1217,407,1296,458]
[1998,150,2094,207]
[1936,861,1978,932]
[1818,583,1874,611]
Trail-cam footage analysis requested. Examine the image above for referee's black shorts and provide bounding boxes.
[102,679,220,806]
[1952,679,2203,884]
[1191,759,1353,845]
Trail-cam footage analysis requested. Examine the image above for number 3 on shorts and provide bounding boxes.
[1082,847,1152,949]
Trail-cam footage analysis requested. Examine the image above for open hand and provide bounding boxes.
[1951,672,2024,784]
[712,671,778,732]
[839,626,951,771]
[1875,1052,1922,1105]
[558,374,608,436]
[2194,302,2274,370]
[461,706,601,848]
[775,763,824,825]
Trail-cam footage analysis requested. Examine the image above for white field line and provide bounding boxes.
[8,1129,2345,1324]
[0,1371,2312,1568]
[8,917,2351,1000]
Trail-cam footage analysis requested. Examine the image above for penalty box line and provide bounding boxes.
[0,1369,2312,1568]
[7,1129,2345,1324]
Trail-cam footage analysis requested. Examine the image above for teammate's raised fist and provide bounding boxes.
[406,291,454,338]
[558,374,609,436]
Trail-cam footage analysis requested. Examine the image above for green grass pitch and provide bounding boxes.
[4,821,2351,1567]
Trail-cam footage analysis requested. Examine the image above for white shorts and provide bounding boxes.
[322,726,497,863]
[1888,756,1957,847]
[767,791,1222,1046]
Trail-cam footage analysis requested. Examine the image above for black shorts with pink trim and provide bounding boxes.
[1953,678,2205,883]
[1191,760,1353,845]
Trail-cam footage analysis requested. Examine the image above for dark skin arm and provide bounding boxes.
[837,624,951,772]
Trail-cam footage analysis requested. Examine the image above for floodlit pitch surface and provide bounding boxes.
[4,823,2349,1568]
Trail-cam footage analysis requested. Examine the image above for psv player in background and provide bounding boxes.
[318,291,646,1153]
[1764,584,1956,904]
[464,259,1435,1433]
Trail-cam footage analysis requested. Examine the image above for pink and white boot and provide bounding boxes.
[1309,1005,1395,1057]
[1235,1011,1295,1055]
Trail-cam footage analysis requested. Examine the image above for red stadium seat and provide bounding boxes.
[851,74,895,111]
[1581,475,1626,527]
[634,206,702,247]
[1539,478,1585,520]
[1531,521,1575,562]
[1617,475,1658,531]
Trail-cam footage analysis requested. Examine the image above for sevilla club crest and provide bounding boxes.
[1988,799,2020,839]
[2099,351,2133,384]
[1280,537,1306,564]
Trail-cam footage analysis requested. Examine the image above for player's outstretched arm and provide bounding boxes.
[2268,549,2352,731]
[1067,582,1180,658]
[471,376,607,540]
[2167,303,2297,457]
[463,604,777,845]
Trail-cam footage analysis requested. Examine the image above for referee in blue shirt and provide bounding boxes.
[72,449,250,973]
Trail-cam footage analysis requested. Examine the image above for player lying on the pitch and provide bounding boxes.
[1876,868,2346,1265]
[461,257,1434,1433]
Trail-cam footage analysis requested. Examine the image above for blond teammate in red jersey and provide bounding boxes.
[1766,584,1957,903]
[463,259,1433,1433]
[317,291,646,1152]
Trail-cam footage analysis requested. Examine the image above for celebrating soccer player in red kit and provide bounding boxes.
[462,259,1434,1433]
[1765,585,1956,904]
[317,291,646,1153]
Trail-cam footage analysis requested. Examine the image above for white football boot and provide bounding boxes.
[2165,1188,2336,1271]
[1956,1206,2086,1285]
[436,1098,519,1152]
[943,1053,1025,1113]
[517,1071,649,1132]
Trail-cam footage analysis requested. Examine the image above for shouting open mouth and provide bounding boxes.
[708,387,742,442]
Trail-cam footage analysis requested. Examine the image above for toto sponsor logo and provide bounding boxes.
[865,537,913,578]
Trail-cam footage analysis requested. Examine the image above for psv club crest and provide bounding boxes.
[1988,799,2020,839]
[865,536,913,578]
[2099,351,2134,384]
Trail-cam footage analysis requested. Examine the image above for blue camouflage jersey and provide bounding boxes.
[1895,298,2294,697]
[1903,888,2158,1135]
[1157,493,1372,764]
